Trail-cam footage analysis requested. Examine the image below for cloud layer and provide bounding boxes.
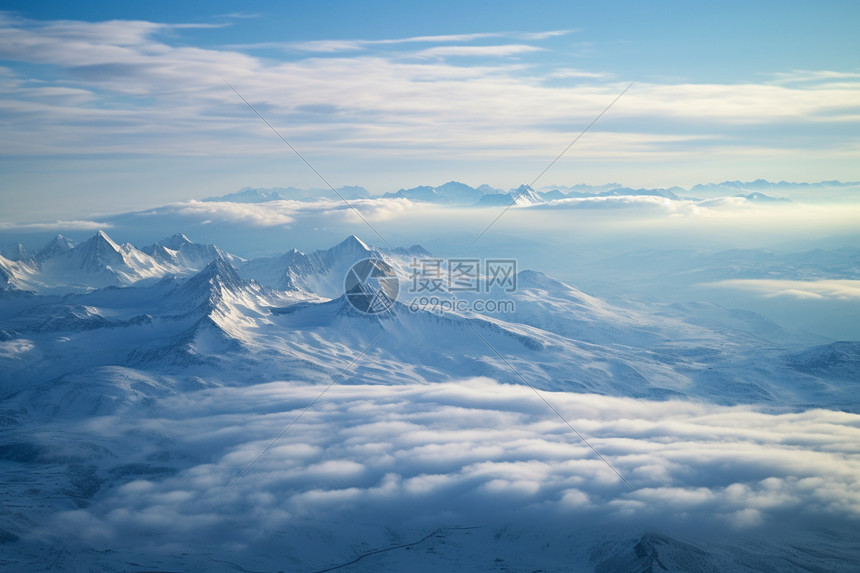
[0,219,112,232]
[1,13,858,170]
[32,377,860,568]
[707,279,860,300]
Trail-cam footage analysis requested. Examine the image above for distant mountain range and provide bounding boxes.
[690,178,859,193]
[200,179,857,207]
[203,185,371,203]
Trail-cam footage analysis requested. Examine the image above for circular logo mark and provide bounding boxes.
[344,258,399,314]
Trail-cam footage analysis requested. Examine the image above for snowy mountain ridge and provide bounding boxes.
[1,232,855,410]
[0,230,405,297]
[196,178,859,207]
[1,230,189,294]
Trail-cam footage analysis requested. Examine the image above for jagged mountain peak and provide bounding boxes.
[194,256,242,288]
[142,233,233,274]
[142,233,193,254]
[159,233,194,249]
[49,233,73,245]
[172,257,249,314]
[75,230,125,259]
[94,229,118,245]
[35,234,75,262]
[336,234,371,251]
[70,230,125,273]
[320,235,375,264]
[510,184,545,204]
[237,235,387,297]
[472,185,545,208]
[4,231,178,293]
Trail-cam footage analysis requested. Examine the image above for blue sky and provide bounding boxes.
[1,1,859,222]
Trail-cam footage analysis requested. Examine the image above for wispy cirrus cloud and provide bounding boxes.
[520,29,576,41]
[415,44,545,58]
[769,69,860,85]
[546,68,610,79]
[0,219,112,232]
[230,32,510,53]
[213,12,262,20]
[0,13,858,201]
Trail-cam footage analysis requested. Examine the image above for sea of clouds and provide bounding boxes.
[29,377,859,569]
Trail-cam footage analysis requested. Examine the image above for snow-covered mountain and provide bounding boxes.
[142,232,243,271]
[1,230,170,292]
[2,234,854,408]
[3,235,854,407]
[474,184,546,207]
[382,181,547,207]
[200,178,833,207]
[0,242,28,261]
[0,230,238,294]
[237,234,379,296]
[204,185,370,202]
[384,180,487,204]
[691,178,858,194]
[0,257,17,290]
[2,233,858,572]
[194,178,828,210]
[34,234,75,262]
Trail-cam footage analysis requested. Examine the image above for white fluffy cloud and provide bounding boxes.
[139,200,295,227]
[32,377,859,569]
